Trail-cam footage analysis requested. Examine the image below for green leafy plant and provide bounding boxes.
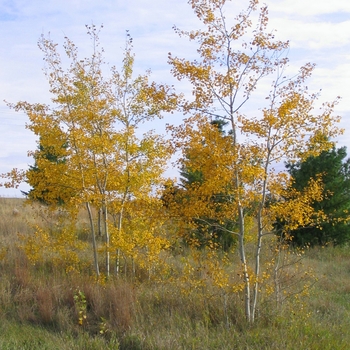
[73,289,87,327]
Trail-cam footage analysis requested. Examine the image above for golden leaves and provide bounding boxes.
[2,27,179,277]
[270,175,327,232]
[167,0,343,322]
[0,168,26,189]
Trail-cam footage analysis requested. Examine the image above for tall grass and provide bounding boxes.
[0,197,350,349]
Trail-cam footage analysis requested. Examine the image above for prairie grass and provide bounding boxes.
[0,197,350,349]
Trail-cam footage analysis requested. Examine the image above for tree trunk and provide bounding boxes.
[237,205,251,323]
[116,208,124,276]
[86,202,100,277]
[98,208,102,236]
[103,203,110,278]
[252,212,263,322]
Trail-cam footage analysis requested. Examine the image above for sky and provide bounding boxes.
[0,0,349,197]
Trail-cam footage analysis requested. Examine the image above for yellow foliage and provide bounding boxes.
[3,26,177,278]
[167,0,342,323]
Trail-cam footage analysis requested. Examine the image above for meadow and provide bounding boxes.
[0,197,349,350]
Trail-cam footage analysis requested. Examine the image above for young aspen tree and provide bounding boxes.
[168,0,342,323]
[3,26,176,278]
[107,34,175,277]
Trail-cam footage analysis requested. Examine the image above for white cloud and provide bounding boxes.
[266,0,350,16]
[268,18,350,49]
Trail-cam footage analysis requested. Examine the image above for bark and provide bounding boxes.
[237,205,251,322]
[86,202,100,277]
[116,207,124,276]
[103,203,110,278]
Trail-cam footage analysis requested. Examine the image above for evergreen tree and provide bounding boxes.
[22,139,74,205]
[285,146,350,246]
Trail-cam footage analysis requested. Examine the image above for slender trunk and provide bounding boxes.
[86,202,100,277]
[116,249,121,276]
[103,203,110,278]
[252,149,271,321]
[116,207,124,276]
[238,205,251,322]
[98,208,102,236]
[252,211,263,322]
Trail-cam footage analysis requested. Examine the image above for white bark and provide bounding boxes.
[86,202,100,277]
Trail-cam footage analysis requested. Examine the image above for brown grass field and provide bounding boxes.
[0,197,350,349]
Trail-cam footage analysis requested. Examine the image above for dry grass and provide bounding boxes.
[0,198,134,345]
[1,197,350,349]
[0,259,135,334]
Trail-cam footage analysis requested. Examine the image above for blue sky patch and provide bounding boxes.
[317,12,350,23]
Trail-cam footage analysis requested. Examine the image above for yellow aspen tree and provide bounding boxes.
[3,26,176,278]
[168,0,342,323]
[103,34,176,277]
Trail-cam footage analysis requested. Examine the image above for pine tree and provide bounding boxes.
[22,139,73,205]
[285,146,350,246]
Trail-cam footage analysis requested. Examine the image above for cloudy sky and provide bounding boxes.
[0,0,349,197]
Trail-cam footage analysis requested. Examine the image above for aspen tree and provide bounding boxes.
[3,26,176,278]
[168,0,342,322]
